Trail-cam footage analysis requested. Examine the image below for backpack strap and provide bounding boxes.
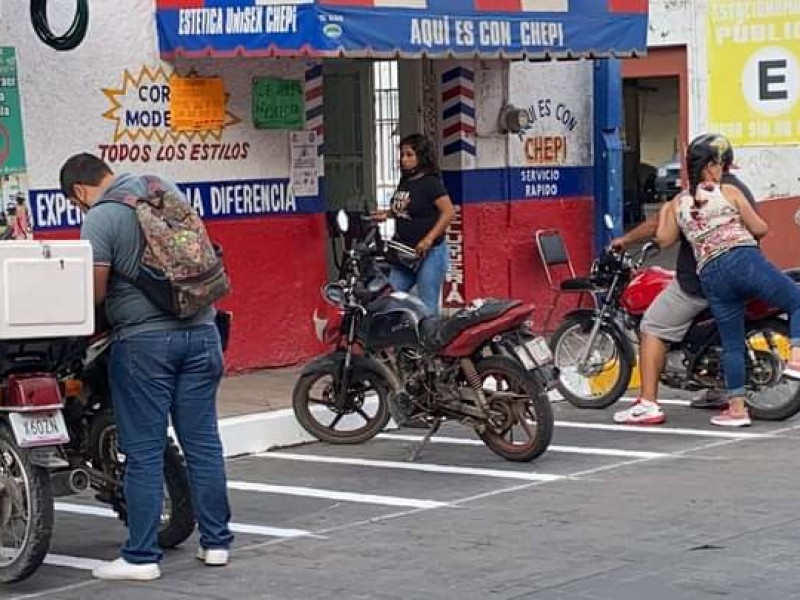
[95,175,165,209]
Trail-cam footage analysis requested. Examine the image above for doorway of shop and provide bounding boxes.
[323,59,417,278]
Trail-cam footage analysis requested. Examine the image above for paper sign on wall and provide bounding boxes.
[0,48,27,176]
[169,75,226,132]
[252,77,304,130]
[290,131,319,197]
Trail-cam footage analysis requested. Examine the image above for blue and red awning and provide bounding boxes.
[156,0,648,60]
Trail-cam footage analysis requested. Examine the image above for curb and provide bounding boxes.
[217,402,398,458]
[218,408,317,458]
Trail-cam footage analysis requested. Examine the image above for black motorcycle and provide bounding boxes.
[293,212,557,462]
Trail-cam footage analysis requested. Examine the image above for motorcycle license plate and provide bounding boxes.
[516,336,553,369]
[8,411,70,448]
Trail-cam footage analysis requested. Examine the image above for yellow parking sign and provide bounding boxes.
[707,0,800,146]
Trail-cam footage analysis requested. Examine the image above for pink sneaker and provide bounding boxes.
[784,362,800,380]
[613,399,665,425]
[710,409,752,428]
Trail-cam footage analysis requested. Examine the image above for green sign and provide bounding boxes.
[252,77,304,130]
[0,48,26,176]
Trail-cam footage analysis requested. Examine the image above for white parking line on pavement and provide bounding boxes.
[43,553,103,571]
[54,501,318,539]
[554,421,775,438]
[227,480,448,509]
[618,397,692,406]
[256,452,564,482]
[376,433,670,459]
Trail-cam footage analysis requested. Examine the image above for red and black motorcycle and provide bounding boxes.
[549,242,800,420]
[293,212,557,462]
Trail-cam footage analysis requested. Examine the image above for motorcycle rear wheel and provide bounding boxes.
[550,317,632,409]
[89,413,196,548]
[476,356,554,462]
[0,424,53,583]
[293,367,391,444]
[745,319,800,421]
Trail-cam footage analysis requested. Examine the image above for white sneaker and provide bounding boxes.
[92,558,161,581]
[197,547,229,566]
[613,399,665,425]
[784,364,800,380]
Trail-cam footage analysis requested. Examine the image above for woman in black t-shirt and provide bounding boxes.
[373,134,455,315]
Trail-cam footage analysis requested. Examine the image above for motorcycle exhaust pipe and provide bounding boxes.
[51,468,91,497]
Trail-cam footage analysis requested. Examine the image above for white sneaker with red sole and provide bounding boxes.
[613,399,665,425]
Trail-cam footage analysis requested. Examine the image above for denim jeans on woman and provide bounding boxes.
[388,240,449,316]
[108,324,233,564]
[699,246,800,398]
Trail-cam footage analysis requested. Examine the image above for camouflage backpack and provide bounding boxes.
[109,178,231,319]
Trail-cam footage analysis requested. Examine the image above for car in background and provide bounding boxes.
[654,159,682,201]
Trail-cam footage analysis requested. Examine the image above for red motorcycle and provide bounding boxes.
[293,212,557,462]
[549,243,800,420]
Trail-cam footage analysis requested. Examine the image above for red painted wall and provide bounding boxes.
[758,196,800,270]
[37,215,328,372]
[462,198,594,332]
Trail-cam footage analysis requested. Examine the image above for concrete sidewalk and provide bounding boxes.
[217,366,302,419]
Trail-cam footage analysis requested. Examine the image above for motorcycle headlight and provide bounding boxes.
[322,283,346,307]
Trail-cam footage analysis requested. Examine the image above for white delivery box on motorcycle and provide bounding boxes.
[0,240,94,339]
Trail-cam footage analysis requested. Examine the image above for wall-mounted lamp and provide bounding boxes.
[499,104,531,134]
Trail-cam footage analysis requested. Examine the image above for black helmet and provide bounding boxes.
[687,133,732,168]
[686,133,733,193]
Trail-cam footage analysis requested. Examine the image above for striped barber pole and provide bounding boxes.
[474,0,569,11]
[319,0,427,7]
[441,67,476,161]
[304,63,324,155]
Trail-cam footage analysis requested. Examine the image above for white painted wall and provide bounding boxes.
[0,0,316,229]
[507,60,594,169]
[647,0,691,47]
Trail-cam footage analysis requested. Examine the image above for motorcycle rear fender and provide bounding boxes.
[301,352,401,392]
[557,309,636,366]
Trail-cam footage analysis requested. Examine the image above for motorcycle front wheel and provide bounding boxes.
[0,424,53,583]
[89,413,196,548]
[476,356,554,462]
[550,316,632,409]
[292,364,391,444]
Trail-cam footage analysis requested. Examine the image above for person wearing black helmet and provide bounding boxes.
[611,134,757,425]
[655,133,800,427]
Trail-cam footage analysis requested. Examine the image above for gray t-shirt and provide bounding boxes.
[80,173,214,339]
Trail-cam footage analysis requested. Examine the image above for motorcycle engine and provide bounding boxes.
[690,348,724,388]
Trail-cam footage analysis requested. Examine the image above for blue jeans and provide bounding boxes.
[700,246,800,398]
[388,240,449,316]
[109,325,233,564]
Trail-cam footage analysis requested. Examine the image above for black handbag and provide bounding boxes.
[385,239,422,273]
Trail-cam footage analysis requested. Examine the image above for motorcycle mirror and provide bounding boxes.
[604,214,614,231]
[640,241,661,262]
[335,209,350,235]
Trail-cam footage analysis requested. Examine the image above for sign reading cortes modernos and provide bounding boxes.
[708,0,800,146]
[99,65,245,164]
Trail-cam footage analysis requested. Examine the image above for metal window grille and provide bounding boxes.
[373,60,399,239]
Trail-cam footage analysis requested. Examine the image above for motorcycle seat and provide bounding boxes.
[560,277,593,292]
[421,299,522,349]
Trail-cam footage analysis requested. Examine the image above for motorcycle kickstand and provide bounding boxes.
[407,417,442,462]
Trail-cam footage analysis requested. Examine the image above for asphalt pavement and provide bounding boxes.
[9,394,800,600]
